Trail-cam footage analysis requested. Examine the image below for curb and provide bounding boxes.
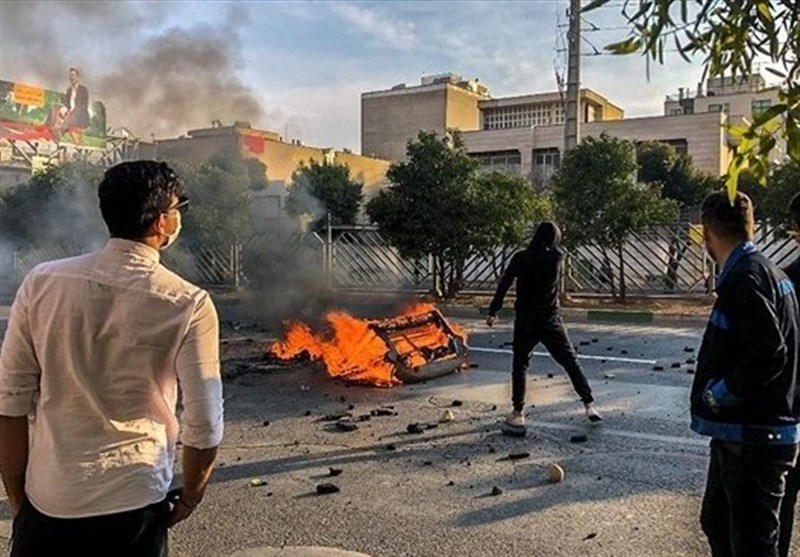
[439,305,709,326]
[228,548,371,557]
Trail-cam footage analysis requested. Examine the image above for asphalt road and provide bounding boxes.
[1,314,797,557]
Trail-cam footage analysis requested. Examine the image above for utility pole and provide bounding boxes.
[564,0,581,151]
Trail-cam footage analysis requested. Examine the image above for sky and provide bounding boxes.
[0,0,726,154]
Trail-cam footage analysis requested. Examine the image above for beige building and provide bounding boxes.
[361,73,490,161]
[140,122,391,230]
[362,73,785,183]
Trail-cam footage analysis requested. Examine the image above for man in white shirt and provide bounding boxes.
[0,160,224,556]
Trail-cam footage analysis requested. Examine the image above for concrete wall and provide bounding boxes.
[361,87,448,161]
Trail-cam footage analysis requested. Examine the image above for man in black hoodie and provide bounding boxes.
[486,221,601,427]
[779,191,800,557]
[692,191,798,557]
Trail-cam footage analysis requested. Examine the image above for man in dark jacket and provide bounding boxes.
[692,191,799,557]
[779,191,800,557]
[486,221,601,428]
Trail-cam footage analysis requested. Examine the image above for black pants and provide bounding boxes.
[779,464,800,557]
[11,497,169,557]
[511,315,593,411]
[701,439,799,557]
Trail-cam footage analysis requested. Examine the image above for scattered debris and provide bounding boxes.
[447,480,455,486]
[653,365,665,371]
[684,346,695,353]
[606,347,614,351]
[491,405,498,411]
[469,363,479,368]
[348,404,355,410]
[579,341,590,346]
[686,358,696,364]
[490,486,503,496]
[300,385,311,392]
[262,420,270,427]
[407,423,426,434]
[386,444,397,451]
[584,532,598,541]
[591,338,599,343]
[452,400,464,407]
[323,412,352,422]
[488,446,497,454]
[329,467,343,477]
[316,483,340,495]
[508,451,531,460]
[671,362,682,369]
[249,478,268,487]
[422,460,433,466]
[547,373,555,378]
[548,463,565,483]
[686,368,695,375]
[336,419,359,432]
[603,372,617,379]
[371,408,397,417]
[439,409,456,423]
[621,350,629,355]
[570,434,588,443]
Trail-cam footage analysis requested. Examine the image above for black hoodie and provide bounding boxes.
[489,222,564,320]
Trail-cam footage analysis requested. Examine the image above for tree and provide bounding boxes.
[367,131,480,297]
[761,160,800,234]
[636,141,715,209]
[587,0,800,198]
[553,134,679,300]
[286,159,363,233]
[245,157,269,191]
[368,131,552,297]
[0,161,106,251]
[169,150,253,248]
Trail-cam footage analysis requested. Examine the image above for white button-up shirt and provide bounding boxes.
[0,239,224,518]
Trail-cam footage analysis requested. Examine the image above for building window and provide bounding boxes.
[752,99,772,118]
[472,150,522,175]
[532,148,560,185]
[482,104,562,130]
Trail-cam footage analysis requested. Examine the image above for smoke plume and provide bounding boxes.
[0,1,268,138]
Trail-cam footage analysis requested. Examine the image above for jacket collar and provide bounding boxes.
[717,241,757,289]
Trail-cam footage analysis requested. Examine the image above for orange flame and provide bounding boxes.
[270,303,466,387]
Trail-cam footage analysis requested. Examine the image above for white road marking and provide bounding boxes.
[468,346,657,365]
[528,419,708,448]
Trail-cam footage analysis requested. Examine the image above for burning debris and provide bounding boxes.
[270,304,468,387]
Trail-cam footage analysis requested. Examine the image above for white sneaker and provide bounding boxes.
[506,411,525,428]
[585,405,602,423]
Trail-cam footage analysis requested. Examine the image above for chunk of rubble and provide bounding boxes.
[439,410,455,423]
[249,478,268,487]
[316,483,340,495]
[336,419,359,432]
[548,463,565,483]
[490,486,503,496]
[329,467,343,477]
[570,434,588,443]
[508,451,531,460]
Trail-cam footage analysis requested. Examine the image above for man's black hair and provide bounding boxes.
[701,190,755,242]
[98,161,184,240]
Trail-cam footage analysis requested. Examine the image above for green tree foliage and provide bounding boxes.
[636,141,715,209]
[587,0,800,198]
[0,161,106,250]
[169,150,253,248]
[761,160,800,234]
[553,134,679,300]
[286,159,364,233]
[367,131,549,297]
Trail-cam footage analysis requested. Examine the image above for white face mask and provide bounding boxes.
[160,210,181,250]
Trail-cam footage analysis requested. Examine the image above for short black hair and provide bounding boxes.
[790,192,800,230]
[68,67,80,76]
[98,161,184,240]
[701,190,755,242]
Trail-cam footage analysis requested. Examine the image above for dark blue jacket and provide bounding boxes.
[691,242,799,445]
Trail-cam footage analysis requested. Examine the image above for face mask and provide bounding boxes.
[160,211,181,250]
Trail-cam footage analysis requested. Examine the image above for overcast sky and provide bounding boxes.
[0,0,732,153]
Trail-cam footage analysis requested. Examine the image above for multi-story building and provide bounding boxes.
[361,73,490,161]
[362,72,783,184]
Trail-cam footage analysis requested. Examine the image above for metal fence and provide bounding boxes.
[3,222,798,299]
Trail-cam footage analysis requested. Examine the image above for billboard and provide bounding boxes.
[0,70,106,149]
